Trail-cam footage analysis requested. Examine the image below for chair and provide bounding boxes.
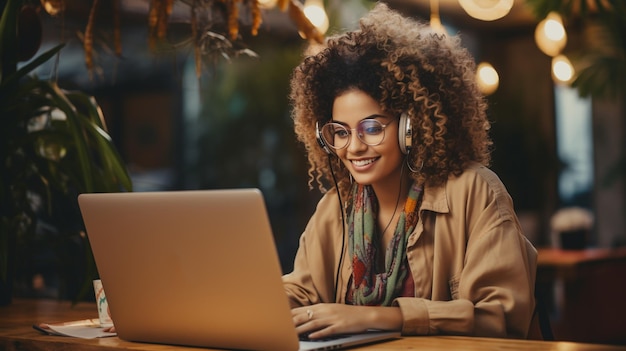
[528,285,554,340]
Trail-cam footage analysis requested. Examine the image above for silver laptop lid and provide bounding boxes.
[79,189,299,351]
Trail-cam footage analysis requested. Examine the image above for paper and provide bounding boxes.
[34,319,117,339]
[93,279,114,327]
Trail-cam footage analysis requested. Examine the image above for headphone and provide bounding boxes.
[316,112,412,155]
[398,112,412,155]
[319,113,412,301]
[315,121,333,154]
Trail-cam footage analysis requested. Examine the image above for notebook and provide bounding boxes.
[78,189,400,351]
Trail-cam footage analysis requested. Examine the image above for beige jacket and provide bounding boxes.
[283,164,537,338]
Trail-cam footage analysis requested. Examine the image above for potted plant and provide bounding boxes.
[0,0,325,305]
[0,0,133,305]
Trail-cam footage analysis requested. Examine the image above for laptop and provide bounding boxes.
[78,189,400,351]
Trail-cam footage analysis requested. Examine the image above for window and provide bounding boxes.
[554,84,593,207]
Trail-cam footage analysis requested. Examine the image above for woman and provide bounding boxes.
[283,3,537,340]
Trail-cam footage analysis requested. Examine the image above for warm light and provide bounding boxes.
[40,0,64,16]
[544,19,565,41]
[458,0,514,21]
[535,12,567,57]
[303,0,329,35]
[476,62,499,95]
[429,17,447,35]
[552,55,574,84]
[257,0,278,9]
[429,0,447,35]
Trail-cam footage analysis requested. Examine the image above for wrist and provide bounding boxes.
[368,306,403,331]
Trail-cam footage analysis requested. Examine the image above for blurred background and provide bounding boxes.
[2,0,625,345]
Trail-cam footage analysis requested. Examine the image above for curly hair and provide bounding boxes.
[289,3,491,196]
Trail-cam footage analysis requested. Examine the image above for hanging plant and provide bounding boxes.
[46,0,325,80]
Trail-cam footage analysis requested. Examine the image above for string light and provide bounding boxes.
[476,62,499,95]
[552,55,575,84]
[303,0,329,35]
[458,0,514,21]
[429,0,447,34]
[535,12,567,57]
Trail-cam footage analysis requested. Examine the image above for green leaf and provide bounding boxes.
[0,44,65,98]
[38,81,96,192]
[0,0,20,83]
[67,92,132,191]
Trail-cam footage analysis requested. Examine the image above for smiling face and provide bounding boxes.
[330,89,405,191]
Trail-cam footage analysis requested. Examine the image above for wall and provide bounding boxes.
[593,97,626,247]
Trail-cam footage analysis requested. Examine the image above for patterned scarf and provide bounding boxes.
[348,182,422,306]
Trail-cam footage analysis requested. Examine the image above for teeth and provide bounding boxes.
[352,158,375,167]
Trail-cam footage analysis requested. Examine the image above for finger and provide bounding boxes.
[305,325,337,340]
[292,308,314,326]
[292,306,314,315]
[295,319,324,337]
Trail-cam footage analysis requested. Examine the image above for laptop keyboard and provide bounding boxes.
[299,332,348,342]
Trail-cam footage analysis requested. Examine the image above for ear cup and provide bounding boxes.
[315,121,332,154]
[398,112,412,154]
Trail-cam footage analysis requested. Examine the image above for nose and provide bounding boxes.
[346,130,367,153]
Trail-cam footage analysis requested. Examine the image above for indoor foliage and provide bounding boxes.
[1,0,132,304]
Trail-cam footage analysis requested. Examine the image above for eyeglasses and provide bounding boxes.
[320,119,390,150]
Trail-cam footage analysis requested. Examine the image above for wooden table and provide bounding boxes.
[2,298,626,351]
[536,247,626,345]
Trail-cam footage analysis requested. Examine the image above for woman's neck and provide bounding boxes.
[371,173,412,253]
[371,174,412,211]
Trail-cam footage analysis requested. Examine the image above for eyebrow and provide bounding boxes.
[330,114,388,125]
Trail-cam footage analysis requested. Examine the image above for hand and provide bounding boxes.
[292,304,402,339]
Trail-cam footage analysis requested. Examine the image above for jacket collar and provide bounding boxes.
[420,182,450,214]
